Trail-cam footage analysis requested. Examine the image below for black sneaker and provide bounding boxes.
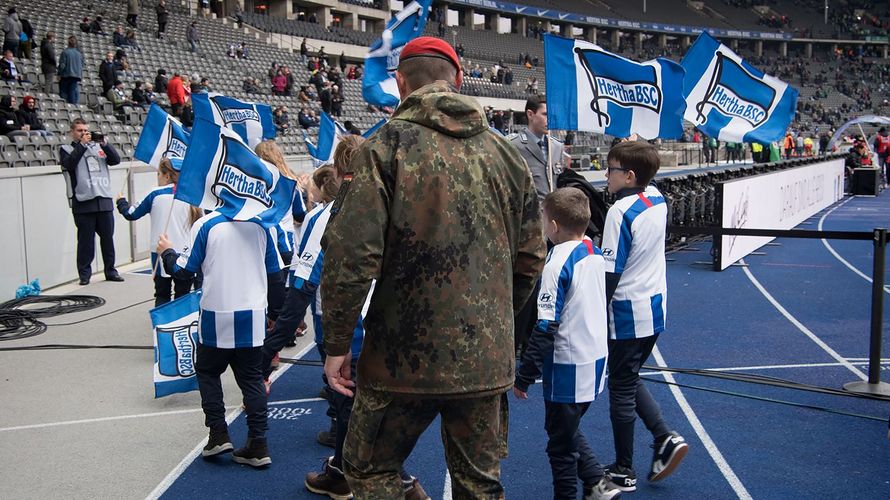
[317,418,336,448]
[648,432,688,482]
[584,476,622,500]
[202,426,233,457]
[232,438,271,467]
[603,464,637,492]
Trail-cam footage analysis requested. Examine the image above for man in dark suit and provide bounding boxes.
[98,51,116,95]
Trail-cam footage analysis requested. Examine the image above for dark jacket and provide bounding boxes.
[0,97,22,134]
[0,58,20,81]
[16,105,45,131]
[154,74,168,94]
[99,60,116,89]
[320,82,546,395]
[40,38,57,74]
[156,3,169,23]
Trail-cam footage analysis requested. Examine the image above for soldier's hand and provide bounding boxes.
[512,387,528,400]
[324,352,355,397]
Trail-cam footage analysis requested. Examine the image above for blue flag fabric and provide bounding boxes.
[681,32,798,144]
[151,291,201,398]
[176,119,296,228]
[544,34,686,139]
[362,0,432,107]
[364,118,388,139]
[192,93,276,148]
[305,112,346,167]
[134,104,190,168]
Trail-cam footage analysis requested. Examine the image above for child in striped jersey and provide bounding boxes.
[600,141,687,492]
[115,158,199,306]
[514,187,620,500]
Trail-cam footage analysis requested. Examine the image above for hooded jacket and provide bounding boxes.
[16,101,45,131]
[0,96,22,135]
[3,12,20,43]
[321,81,546,396]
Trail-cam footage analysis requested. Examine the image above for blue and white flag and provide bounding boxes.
[305,112,346,167]
[544,34,686,140]
[151,291,201,398]
[176,119,296,228]
[364,117,388,138]
[681,32,798,144]
[362,0,432,107]
[134,104,190,168]
[192,93,276,148]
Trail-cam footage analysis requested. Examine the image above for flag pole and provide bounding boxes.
[152,207,176,278]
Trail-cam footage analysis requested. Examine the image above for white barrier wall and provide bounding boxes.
[717,158,845,270]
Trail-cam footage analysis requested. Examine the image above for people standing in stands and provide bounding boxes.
[308,12,317,24]
[819,130,831,155]
[99,51,116,96]
[156,0,169,39]
[300,38,308,64]
[58,36,83,104]
[199,0,210,18]
[234,5,243,28]
[16,96,51,137]
[0,49,27,83]
[283,66,294,96]
[59,118,124,285]
[271,69,287,96]
[18,15,32,59]
[339,51,346,73]
[331,85,343,117]
[2,7,21,58]
[319,81,332,115]
[783,131,794,159]
[40,32,57,95]
[167,72,186,117]
[154,68,168,94]
[117,158,196,306]
[187,21,200,53]
[127,0,139,28]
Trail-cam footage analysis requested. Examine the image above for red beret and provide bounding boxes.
[399,37,462,87]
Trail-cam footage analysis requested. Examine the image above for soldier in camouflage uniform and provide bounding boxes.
[320,37,546,499]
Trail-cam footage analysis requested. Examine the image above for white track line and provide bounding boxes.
[740,260,868,381]
[817,198,890,294]
[638,360,890,376]
[651,346,752,500]
[145,341,315,500]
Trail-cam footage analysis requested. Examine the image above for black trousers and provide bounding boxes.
[73,211,116,280]
[607,335,670,468]
[196,344,267,438]
[544,400,604,499]
[261,284,313,378]
[126,14,137,27]
[153,274,193,307]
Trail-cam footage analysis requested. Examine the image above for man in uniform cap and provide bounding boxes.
[321,36,546,498]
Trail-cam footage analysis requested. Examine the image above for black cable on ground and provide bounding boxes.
[0,295,152,342]
[43,298,154,327]
[0,309,47,341]
[0,344,153,352]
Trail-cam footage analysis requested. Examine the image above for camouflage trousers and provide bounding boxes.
[343,386,509,500]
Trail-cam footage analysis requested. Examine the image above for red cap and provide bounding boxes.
[399,36,462,88]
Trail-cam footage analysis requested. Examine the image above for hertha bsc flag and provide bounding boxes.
[151,291,201,398]
[362,0,432,107]
[176,119,296,228]
[681,32,798,144]
[305,112,347,167]
[192,93,275,148]
[134,104,190,168]
[544,34,686,139]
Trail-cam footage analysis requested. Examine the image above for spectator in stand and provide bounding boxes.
[79,17,91,34]
[0,96,37,139]
[783,131,795,159]
[156,0,169,39]
[40,32,57,95]
[283,66,294,96]
[526,76,538,94]
[343,120,361,136]
[187,21,200,53]
[243,77,260,94]
[114,49,130,72]
[199,0,210,18]
[331,85,343,117]
[125,30,141,52]
[456,43,465,59]
[144,83,158,106]
[819,130,831,155]
[167,72,186,117]
[803,136,814,156]
[132,81,151,109]
[155,68,168,94]
[0,49,27,83]
[99,52,117,95]
[795,134,804,157]
[268,62,279,82]
[504,67,514,86]
[298,85,313,103]
[339,51,347,73]
[308,12,317,24]
[308,56,320,72]
[318,46,328,67]
[320,81,333,115]
[3,7,21,57]
[237,42,248,59]
[353,64,363,80]
[17,96,51,136]
[19,15,32,59]
[58,36,83,104]
[346,65,357,80]
[107,80,138,121]
[273,106,290,135]
[114,26,127,47]
[127,0,140,28]
[300,38,307,64]
[90,16,106,36]
[298,107,316,129]
[180,100,194,129]
[226,43,236,58]
[272,69,287,96]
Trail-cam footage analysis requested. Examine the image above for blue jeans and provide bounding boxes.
[59,77,80,104]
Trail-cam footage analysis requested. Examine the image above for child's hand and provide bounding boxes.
[513,387,528,400]
[115,192,124,202]
[157,234,174,254]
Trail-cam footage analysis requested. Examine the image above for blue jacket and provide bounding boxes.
[58,47,84,79]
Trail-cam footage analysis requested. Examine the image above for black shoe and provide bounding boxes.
[105,274,125,282]
[317,418,336,448]
[648,432,688,482]
[202,426,233,457]
[584,477,622,500]
[305,457,352,499]
[604,464,637,492]
[232,437,271,467]
[78,278,90,286]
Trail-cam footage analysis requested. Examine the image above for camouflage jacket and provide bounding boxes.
[321,81,546,396]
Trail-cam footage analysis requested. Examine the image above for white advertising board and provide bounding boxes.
[718,158,845,270]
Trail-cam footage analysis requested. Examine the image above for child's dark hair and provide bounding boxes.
[606,141,660,186]
[312,165,341,203]
[542,187,590,236]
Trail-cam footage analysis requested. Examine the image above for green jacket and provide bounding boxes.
[321,81,546,396]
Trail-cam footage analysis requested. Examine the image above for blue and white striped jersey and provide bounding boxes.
[534,238,608,404]
[118,184,193,278]
[290,202,332,289]
[174,212,283,348]
[601,185,668,340]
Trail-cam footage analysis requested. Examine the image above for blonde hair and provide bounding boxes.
[312,165,341,203]
[158,158,180,183]
[332,134,366,178]
[254,140,296,179]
